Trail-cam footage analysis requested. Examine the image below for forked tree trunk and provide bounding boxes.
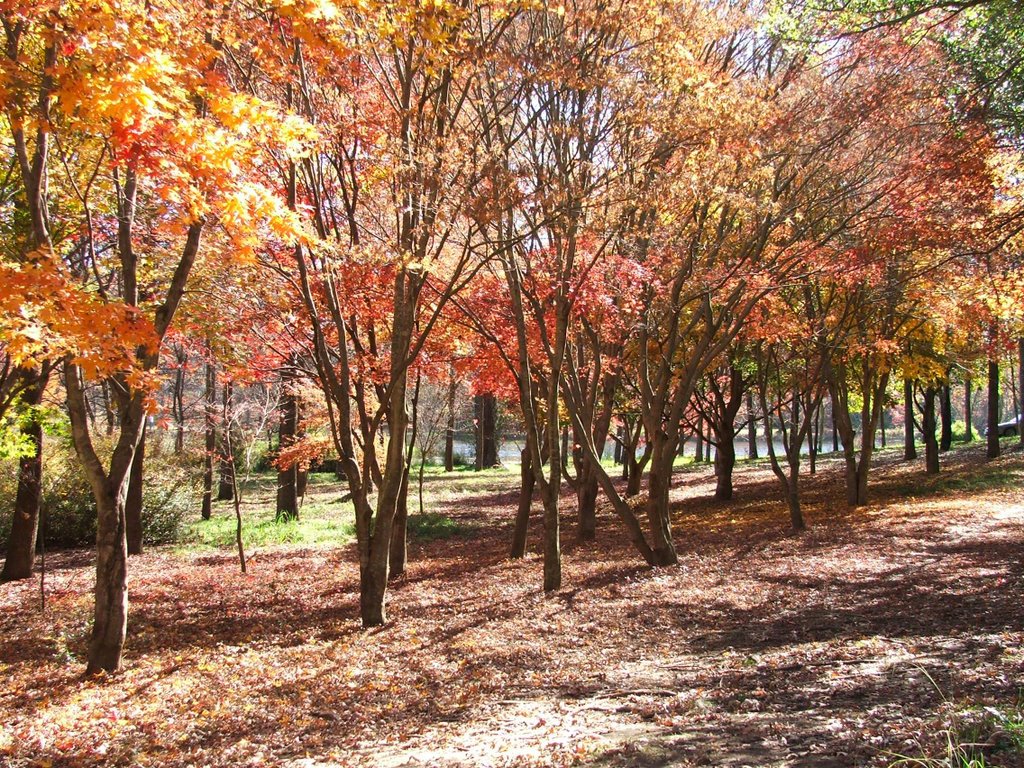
[125,424,146,556]
[1,370,47,582]
[987,358,1000,460]
[903,379,917,460]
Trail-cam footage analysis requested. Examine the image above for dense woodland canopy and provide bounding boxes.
[0,0,1021,678]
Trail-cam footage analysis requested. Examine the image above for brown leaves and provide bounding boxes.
[1,448,1022,766]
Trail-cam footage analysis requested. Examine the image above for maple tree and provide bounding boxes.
[0,0,1016,685]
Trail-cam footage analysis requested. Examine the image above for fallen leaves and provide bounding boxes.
[0,445,1022,767]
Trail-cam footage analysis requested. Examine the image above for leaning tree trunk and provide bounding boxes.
[987,358,1000,460]
[923,387,940,474]
[125,423,146,556]
[904,379,917,461]
[1,370,47,582]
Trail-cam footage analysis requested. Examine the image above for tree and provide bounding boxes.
[0,0,313,672]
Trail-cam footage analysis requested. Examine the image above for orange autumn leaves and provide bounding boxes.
[0,0,316,386]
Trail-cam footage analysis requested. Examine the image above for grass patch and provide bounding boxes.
[407,512,464,541]
[183,510,354,550]
[892,463,1024,497]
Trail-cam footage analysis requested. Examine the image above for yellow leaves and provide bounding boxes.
[0,253,159,383]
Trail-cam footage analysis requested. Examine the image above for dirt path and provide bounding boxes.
[2,445,1022,767]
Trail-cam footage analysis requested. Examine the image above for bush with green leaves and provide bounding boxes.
[0,434,199,552]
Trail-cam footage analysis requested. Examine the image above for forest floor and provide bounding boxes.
[2,442,1024,768]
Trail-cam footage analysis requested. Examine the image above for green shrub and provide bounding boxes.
[0,437,198,551]
[39,449,97,548]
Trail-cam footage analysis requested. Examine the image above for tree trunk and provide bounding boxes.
[474,393,498,469]
[626,454,643,496]
[359,559,389,627]
[511,448,533,559]
[746,391,758,460]
[787,483,805,532]
[831,396,839,453]
[482,394,498,467]
[101,381,115,436]
[644,441,678,566]
[614,425,624,464]
[576,453,598,541]
[88,489,129,675]
[1,370,46,582]
[125,423,146,556]
[808,402,819,475]
[714,437,736,500]
[903,379,917,460]
[389,467,409,580]
[939,384,952,452]
[924,386,940,474]
[1019,338,1023,448]
[542,491,560,591]
[964,379,973,442]
[276,363,299,522]
[444,372,455,472]
[172,346,186,454]
[201,359,216,520]
[987,358,1000,460]
[217,381,234,501]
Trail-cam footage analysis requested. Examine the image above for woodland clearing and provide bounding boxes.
[2,443,1023,768]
